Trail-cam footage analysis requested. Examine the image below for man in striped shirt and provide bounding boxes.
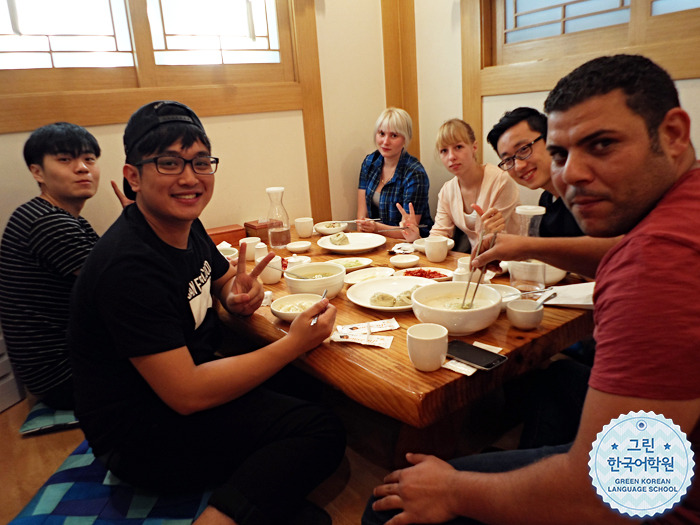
[0,122,101,409]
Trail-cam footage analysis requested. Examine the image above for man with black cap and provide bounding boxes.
[69,101,346,525]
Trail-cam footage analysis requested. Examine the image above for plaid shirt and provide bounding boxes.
[358,150,433,236]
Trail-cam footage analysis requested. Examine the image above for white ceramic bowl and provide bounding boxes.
[485,283,520,311]
[284,261,346,299]
[218,246,239,260]
[286,240,311,253]
[544,263,567,285]
[506,299,544,330]
[411,281,501,336]
[389,254,420,269]
[271,293,324,322]
[314,221,349,235]
[413,237,455,253]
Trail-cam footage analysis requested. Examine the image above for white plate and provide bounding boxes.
[329,257,373,272]
[317,232,386,254]
[344,266,395,285]
[394,267,454,282]
[314,221,349,235]
[413,237,455,253]
[346,276,433,312]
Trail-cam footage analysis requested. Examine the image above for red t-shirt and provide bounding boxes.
[592,168,700,523]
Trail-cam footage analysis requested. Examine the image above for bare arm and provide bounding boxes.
[374,389,700,525]
[129,299,336,415]
[471,233,622,279]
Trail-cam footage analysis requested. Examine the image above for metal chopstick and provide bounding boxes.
[465,231,498,309]
[461,229,486,309]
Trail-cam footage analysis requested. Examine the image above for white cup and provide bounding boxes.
[254,242,268,261]
[424,236,449,263]
[509,260,546,293]
[506,299,544,330]
[406,323,448,372]
[457,256,471,271]
[239,237,261,261]
[256,255,282,284]
[295,217,314,238]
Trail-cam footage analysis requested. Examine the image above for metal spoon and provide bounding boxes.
[310,289,328,326]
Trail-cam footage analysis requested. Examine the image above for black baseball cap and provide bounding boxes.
[123,100,205,157]
[122,100,206,200]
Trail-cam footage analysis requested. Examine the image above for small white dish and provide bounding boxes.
[413,237,455,254]
[314,221,349,235]
[286,240,311,253]
[394,267,453,282]
[271,293,324,322]
[329,257,373,272]
[390,254,420,269]
[344,266,395,285]
[485,283,520,311]
[285,254,311,267]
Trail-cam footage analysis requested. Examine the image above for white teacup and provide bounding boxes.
[406,323,448,372]
[239,237,261,261]
[256,255,282,284]
[424,236,449,263]
[506,299,544,330]
[295,217,314,238]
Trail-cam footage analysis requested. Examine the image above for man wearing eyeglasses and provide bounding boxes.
[69,101,345,525]
[487,107,583,238]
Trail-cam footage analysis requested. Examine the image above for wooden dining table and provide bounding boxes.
[218,228,594,460]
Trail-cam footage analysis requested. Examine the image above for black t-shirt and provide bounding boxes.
[538,191,584,237]
[69,204,230,456]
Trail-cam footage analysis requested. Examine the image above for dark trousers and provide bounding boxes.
[100,386,346,525]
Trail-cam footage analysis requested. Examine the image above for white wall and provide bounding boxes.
[315,0,386,222]
[414,0,463,216]
[0,111,311,236]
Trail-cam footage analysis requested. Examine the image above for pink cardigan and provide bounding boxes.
[429,163,520,251]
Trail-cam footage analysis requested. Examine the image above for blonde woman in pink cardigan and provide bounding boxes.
[399,119,520,253]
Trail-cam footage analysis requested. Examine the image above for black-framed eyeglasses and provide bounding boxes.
[134,155,219,175]
[497,136,544,171]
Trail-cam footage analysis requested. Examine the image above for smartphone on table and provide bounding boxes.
[447,340,507,370]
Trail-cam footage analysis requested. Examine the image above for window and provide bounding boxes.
[0,0,132,69]
[491,0,700,67]
[147,0,280,66]
[0,0,280,70]
[0,0,300,134]
[504,0,631,44]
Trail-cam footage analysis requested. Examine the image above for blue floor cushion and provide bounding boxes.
[10,440,210,524]
[19,402,79,436]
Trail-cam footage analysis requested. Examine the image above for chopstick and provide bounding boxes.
[310,289,328,326]
[461,229,486,308]
[466,231,498,309]
[337,218,381,223]
[376,225,427,232]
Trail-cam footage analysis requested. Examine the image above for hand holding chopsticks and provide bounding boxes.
[461,230,499,309]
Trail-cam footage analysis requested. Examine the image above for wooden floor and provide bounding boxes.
[0,389,517,524]
[0,395,390,525]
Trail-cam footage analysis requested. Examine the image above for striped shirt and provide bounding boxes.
[0,197,98,395]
